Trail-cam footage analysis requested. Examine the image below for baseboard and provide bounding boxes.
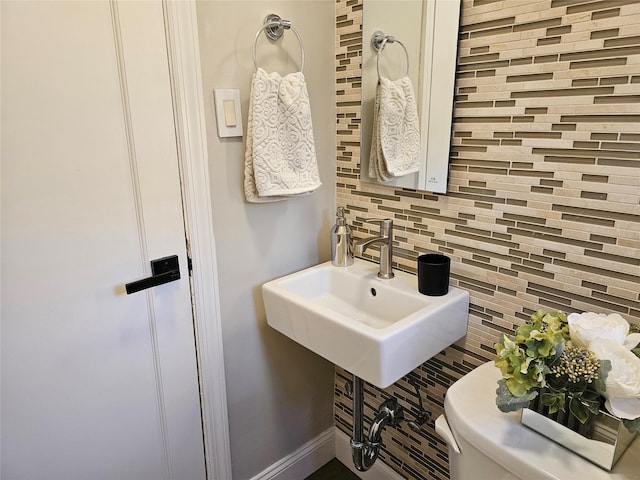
[249,427,335,480]
[335,429,404,480]
[248,426,404,480]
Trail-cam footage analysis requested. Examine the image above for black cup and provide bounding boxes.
[417,254,450,296]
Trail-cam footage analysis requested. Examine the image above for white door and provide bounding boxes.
[1,1,207,478]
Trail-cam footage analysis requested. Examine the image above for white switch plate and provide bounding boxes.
[213,89,243,138]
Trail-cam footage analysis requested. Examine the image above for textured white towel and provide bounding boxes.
[244,68,321,203]
[369,76,421,182]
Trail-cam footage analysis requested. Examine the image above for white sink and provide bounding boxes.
[262,258,469,388]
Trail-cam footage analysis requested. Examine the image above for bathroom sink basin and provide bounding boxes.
[262,258,469,388]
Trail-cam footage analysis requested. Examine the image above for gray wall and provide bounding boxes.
[196,2,337,478]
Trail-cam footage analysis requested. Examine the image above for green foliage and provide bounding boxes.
[623,418,640,436]
[564,389,602,425]
[494,310,568,398]
[540,391,565,414]
[569,396,589,424]
[495,379,538,413]
[580,390,602,416]
[494,311,640,432]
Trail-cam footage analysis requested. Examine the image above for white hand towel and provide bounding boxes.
[369,76,421,182]
[244,68,321,203]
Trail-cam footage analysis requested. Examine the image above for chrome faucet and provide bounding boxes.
[354,218,394,279]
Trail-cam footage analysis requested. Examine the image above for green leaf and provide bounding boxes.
[541,392,565,414]
[622,418,640,435]
[546,373,567,391]
[581,389,600,402]
[496,379,538,413]
[569,397,589,424]
[632,347,640,360]
[576,391,601,416]
[584,400,600,416]
[552,343,564,362]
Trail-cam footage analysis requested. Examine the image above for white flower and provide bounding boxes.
[568,312,640,350]
[590,338,640,420]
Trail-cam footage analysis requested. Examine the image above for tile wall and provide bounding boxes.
[335,0,640,478]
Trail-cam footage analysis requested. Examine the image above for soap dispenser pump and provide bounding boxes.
[331,207,354,267]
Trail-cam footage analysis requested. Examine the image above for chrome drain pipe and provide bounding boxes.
[350,375,404,472]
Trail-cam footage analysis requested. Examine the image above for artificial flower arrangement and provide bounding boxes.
[494,310,640,435]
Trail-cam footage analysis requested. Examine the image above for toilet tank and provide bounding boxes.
[438,362,640,480]
[436,415,519,480]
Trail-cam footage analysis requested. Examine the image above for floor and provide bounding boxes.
[305,458,361,480]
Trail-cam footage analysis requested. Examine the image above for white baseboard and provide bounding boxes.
[249,427,336,480]
[249,427,404,480]
[335,429,404,480]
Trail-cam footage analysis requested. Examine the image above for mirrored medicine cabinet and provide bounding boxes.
[360,0,461,193]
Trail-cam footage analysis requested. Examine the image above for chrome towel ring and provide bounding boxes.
[252,14,305,73]
[372,30,410,80]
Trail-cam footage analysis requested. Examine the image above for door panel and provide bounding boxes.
[1,1,205,478]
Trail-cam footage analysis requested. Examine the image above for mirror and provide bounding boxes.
[360,0,461,193]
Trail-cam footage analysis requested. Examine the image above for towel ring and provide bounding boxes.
[252,14,305,73]
[372,31,409,80]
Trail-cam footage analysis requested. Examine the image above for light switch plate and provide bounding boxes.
[213,89,243,138]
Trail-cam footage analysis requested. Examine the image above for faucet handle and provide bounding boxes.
[363,218,393,235]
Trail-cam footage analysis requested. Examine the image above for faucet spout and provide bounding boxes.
[353,236,387,255]
[354,218,394,279]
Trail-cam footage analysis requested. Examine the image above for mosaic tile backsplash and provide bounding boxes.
[335,0,639,478]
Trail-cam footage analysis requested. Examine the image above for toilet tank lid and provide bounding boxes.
[444,362,640,480]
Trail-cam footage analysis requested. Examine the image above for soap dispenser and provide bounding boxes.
[331,207,354,267]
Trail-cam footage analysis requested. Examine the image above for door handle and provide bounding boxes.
[125,255,181,294]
